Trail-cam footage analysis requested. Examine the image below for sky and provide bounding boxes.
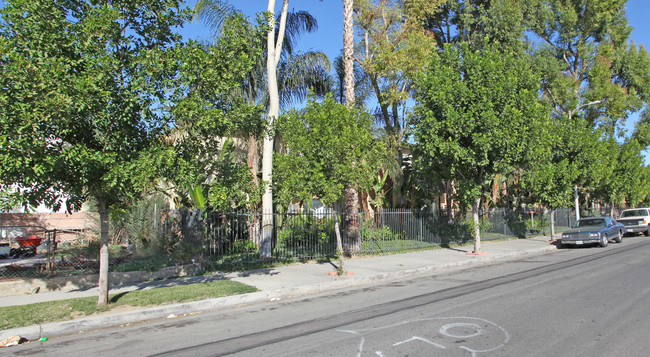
[179,0,650,161]
[622,0,650,162]
[179,0,345,67]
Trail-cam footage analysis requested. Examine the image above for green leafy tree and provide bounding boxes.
[524,0,650,218]
[412,42,545,253]
[161,13,267,213]
[527,0,650,134]
[0,0,188,305]
[632,109,650,148]
[425,0,529,53]
[195,0,330,257]
[520,119,601,238]
[422,0,531,215]
[274,94,384,256]
[354,0,440,209]
[592,138,647,210]
[634,166,650,207]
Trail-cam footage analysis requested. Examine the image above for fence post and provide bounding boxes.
[381,210,385,251]
[478,208,483,241]
[420,212,423,248]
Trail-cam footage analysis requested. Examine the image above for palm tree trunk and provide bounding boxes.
[342,0,359,254]
[343,0,354,106]
[247,134,261,246]
[260,0,289,258]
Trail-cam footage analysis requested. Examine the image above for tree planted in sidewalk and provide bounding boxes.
[412,42,545,254]
[0,0,186,305]
[274,94,384,267]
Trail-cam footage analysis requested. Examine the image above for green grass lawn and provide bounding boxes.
[0,280,258,330]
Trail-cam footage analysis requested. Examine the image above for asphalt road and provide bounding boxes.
[6,236,650,356]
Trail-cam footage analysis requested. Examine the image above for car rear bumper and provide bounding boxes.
[622,226,648,234]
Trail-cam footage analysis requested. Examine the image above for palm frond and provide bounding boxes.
[331,54,373,107]
[277,51,331,108]
[193,0,239,41]
[278,10,319,57]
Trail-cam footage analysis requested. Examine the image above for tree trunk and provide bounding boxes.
[447,181,453,223]
[247,135,259,186]
[391,149,403,208]
[97,198,110,305]
[333,206,345,273]
[343,186,359,253]
[247,134,261,247]
[550,209,556,241]
[574,184,580,221]
[472,197,481,254]
[342,0,359,255]
[343,0,354,106]
[260,0,289,258]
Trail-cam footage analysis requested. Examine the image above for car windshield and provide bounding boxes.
[621,209,648,218]
[574,219,606,228]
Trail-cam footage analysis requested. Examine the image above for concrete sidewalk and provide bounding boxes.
[0,236,558,341]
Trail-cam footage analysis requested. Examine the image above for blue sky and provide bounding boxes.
[623,0,650,162]
[180,1,345,64]
[180,0,650,160]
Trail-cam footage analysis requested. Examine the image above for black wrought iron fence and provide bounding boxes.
[0,207,577,281]
[185,208,568,266]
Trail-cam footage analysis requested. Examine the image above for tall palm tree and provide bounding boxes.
[342,0,360,254]
[194,0,330,256]
[194,2,329,109]
[343,0,355,106]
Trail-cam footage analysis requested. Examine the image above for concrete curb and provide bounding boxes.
[0,244,557,341]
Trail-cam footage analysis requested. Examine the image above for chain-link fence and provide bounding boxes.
[0,225,134,282]
[481,208,576,238]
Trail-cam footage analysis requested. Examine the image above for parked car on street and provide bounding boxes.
[560,217,623,248]
[617,208,650,236]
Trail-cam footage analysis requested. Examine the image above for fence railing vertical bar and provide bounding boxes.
[419,212,424,246]
[380,210,385,251]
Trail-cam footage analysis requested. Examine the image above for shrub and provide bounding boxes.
[359,224,395,242]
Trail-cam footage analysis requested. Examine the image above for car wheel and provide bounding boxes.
[615,230,623,243]
[644,229,649,237]
[599,234,609,247]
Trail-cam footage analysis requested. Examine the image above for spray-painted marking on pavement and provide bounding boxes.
[338,317,510,356]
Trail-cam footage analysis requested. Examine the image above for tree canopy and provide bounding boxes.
[412,42,546,252]
[274,94,384,210]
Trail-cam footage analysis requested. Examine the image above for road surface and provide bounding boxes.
[5,236,650,356]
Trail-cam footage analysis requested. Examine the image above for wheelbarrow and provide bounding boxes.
[12,236,44,258]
